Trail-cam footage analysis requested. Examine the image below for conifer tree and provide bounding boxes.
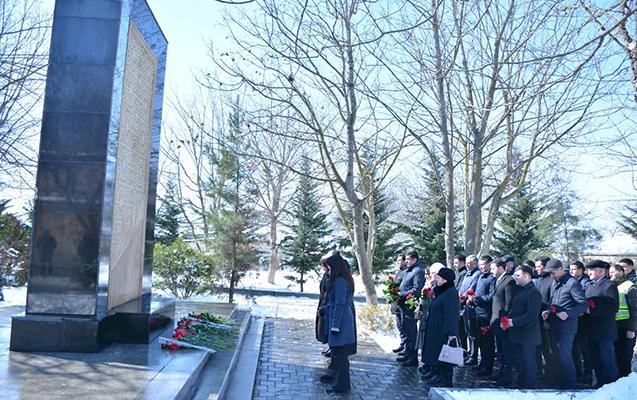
[210,101,260,303]
[155,180,182,245]
[281,159,331,292]
[491,187,547,263]
[400,166,448,267]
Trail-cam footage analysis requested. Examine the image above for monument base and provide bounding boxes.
[10,294,174,353]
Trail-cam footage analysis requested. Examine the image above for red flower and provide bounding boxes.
[459,294,466,301]
[406,293,413,300]
[501,316,510,328]
[427,291,434,297]
[467,289,475,296]
[170,343,179,351]
[588,299,595,309]
[392,288,399,294]
[422,287,430,293]
[388,276,394,282]
[551,305,557,313]
[480,326,490,336]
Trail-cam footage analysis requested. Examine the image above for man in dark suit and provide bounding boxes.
[454,254,468,352]
[618,258,637,284]
[542,259,588,389]
[569,260,593,384]
[392,254,409,354]
[503,265,542,389]
[502,255,515,276]
[396,250,425,366]
[580,260,619,388]
[467,255,495,376]
[534,256,555,380]
[489,258,516,385]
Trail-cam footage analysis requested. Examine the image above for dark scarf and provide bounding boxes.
[433,280,455,297]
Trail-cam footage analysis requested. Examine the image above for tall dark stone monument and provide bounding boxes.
[10,0,173,352]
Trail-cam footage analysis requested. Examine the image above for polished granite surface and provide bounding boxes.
[1,301,236,399]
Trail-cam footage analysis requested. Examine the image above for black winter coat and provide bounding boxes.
[316,272,329,342]
[421,282,460,366]
[547,272,588,334]
[507,282,542,346]
[471,273,495,323]
[391,268,407,314]
[580,276,619,340]
[490,274,515,335]
[455,267,468,290]
[535,273,553,311]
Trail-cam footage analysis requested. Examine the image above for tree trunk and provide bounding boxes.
[267,218,279,284]
[353,204,377,305]
[432,0,455,268]
[300,272,304,293]
[229,269,236,304]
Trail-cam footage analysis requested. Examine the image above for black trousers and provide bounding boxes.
[572,331,592,378]
[401,306,418,358]
[459,315,467,350]
[330,345,351,391]
[465,312,478,361]
[476,319,494,372]
[615,323,637,378]
[395,313,406,347]
[514,343,537,389]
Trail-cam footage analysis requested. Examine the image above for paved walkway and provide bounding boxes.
[252,318,596,400]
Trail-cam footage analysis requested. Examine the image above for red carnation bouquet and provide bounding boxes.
[479,326,491,336]
[422,287,434,297]
[459,293,467,301]
[467,289,475,296]
[588,299,595,309]
[405,292,421,310]
[501,316,510,328]
[551,305,557,313]
[383,276,400,304]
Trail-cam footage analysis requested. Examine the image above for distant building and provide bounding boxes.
[583,234,637,264]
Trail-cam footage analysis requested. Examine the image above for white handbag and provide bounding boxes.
[438,337,464,366]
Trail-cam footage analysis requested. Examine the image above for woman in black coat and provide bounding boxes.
[316,259,329,344]
[421,267,459,387]
[319,253,356,394]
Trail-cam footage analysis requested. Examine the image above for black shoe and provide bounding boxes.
[325,386,349,394]
[472,364,483,371]
[418,365,431,375]
[401,358,418,367]
[392,346,405,353]
[577,375,592,385]
[477,369,492,376]
[489,374,502,381]
[324,349,331,358]
[321,348,330,354]
[426,373,444,386]
[495,378,512,386]
[396,354,410,362]
[397,350,407,356]
[319,375,333,384]
[421,369,437,380]
[464,358,478,366]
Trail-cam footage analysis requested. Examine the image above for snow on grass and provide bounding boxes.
[0,286,26,307]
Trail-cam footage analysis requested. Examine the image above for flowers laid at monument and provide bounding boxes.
[160,312,238,352]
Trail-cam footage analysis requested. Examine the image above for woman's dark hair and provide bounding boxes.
[326,253,355,294]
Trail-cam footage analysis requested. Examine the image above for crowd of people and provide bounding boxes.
[390,252,637,390]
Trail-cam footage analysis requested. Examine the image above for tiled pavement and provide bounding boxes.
[252,318,595,400]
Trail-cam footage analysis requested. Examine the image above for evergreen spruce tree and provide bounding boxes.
[400,166,448,267]
[155,180,182,245]
[210,101,260,303]
[281,159,331,292]
[491,186,547,263]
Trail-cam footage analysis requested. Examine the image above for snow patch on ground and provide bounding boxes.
[369,331,400,354]
[438,389,592,400]
[0,286,26,307]
[583,372,637,399]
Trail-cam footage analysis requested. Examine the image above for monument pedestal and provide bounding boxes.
[10,0,168,353]
[11,295,175,352]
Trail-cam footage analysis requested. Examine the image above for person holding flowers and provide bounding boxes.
[390,254,409,354]
[580,260,619,388]
[541,259,587,390]
[417,262,443,377]
[489,258,516,385]
[503,265,542,389]
[395,250,425,367]
[466,255,495,376]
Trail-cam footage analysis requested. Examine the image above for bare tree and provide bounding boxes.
[209,0,409,304]
[375,0,612,261]
[0,0,49,187]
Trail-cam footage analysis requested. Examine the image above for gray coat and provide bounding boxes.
[421,283,460,366]
[547,272,588,334]
[399,262,425,314]
[490,274,516,334]
[324,276,356,347]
